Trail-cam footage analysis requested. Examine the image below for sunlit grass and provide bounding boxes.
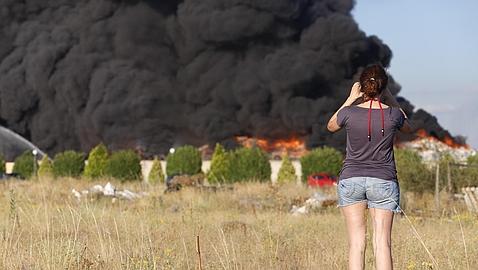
[0,178,476,269]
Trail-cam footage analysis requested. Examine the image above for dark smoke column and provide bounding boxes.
[0,0,454,158]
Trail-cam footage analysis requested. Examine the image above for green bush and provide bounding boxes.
[105,150,141,181]
[395,148,433,193]
[207,144,233,184]
[148,158,165,184]
[300,146,343,182]
[0,155,5,175]
[437,153,460,192]
[277,155,297,184]
[468,154,478,165]
[84,143,109,179]
[13,151,36,179]
[166,145,202,176]
[454,154,478,189]
[52,151,85,178]
[229,147,271,182]
[38,155,53,178]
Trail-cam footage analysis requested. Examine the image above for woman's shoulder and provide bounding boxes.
[389,106,404,118]
[338,106,351,114]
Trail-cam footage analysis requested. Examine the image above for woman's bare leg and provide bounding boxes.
[369,208,394,270]
[341,201,368,270]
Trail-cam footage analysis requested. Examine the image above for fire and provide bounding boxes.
[413,129,468,149]
[235,136,308,158]
[442,135,466,149]
[416,129,428,138]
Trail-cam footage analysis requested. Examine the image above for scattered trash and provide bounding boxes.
[290,191,337,216]
[72,182,147,201]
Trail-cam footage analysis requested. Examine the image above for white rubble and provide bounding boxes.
[71,189,81,200]
[290,191,337,216]
[400,137,476,163]
[103,182,115,196]
[71,182,147,201]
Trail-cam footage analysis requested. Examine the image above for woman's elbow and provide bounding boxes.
[327,121,340,133]
[327,124,334,133]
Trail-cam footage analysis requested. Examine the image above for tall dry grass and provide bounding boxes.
[0,178,476,269]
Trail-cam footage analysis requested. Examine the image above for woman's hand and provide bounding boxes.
[348,82,363,102]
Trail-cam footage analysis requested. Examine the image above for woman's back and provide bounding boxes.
[337,105,405,181]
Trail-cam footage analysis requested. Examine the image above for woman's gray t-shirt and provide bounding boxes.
[337,106,405,181]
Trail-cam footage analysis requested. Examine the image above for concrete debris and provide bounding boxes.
[290,191,337,216]
[401,138,476,163]
[72,189,81,200]
[290,205,308,215]
[104,182,115,196]
[72,182,146,201]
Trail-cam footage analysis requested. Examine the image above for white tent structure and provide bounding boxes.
[0,126,46,162]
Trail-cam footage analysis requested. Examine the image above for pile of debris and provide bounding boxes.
[72,182,147,201]
[400,137,476,163]
[290,191,337,215]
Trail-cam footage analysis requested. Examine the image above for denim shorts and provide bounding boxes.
[336,177,401,213]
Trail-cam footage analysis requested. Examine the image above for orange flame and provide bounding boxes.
[235,136,308,158]
[414,129,468,149]
[416,129,428,138]
[442,135,467,149]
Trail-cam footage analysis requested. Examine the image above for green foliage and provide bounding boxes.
[437,153,458,192]
[52,151,85,178]
[105,150,141,181]
[207,145,271,183]
[460,166,478,187]
[395,149,434,192]
[468,154,478,165]
[300,147,343,182]
[207,144,233,184]
[13,151,35,179]
[84,143,109,179]
[455,154,478,188]
[166,145,202,176]
[148,158,165,184]
[0,155,5,175]
[277,155,297,184]
[38,155,53,178]
[229,147,271,182]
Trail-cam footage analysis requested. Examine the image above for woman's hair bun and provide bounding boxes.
[360,64,388,99]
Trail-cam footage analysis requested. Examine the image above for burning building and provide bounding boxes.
[398,129,476,163]
[0,0,464,158]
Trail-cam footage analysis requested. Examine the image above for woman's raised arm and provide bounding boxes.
[327,82,363,133]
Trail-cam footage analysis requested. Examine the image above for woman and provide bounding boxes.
[327,64,413,270]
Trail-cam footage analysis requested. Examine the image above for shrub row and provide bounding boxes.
[207,144,271,183]
[12,144,142,181]
[394,149,478,193]
[9,143,477,192]
[5,144,346,184]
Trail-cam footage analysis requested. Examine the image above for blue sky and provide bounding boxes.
[353,1,478,148]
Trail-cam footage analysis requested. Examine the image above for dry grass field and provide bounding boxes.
[0,178,476,269]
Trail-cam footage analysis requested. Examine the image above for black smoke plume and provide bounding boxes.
[0,0,455,158]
